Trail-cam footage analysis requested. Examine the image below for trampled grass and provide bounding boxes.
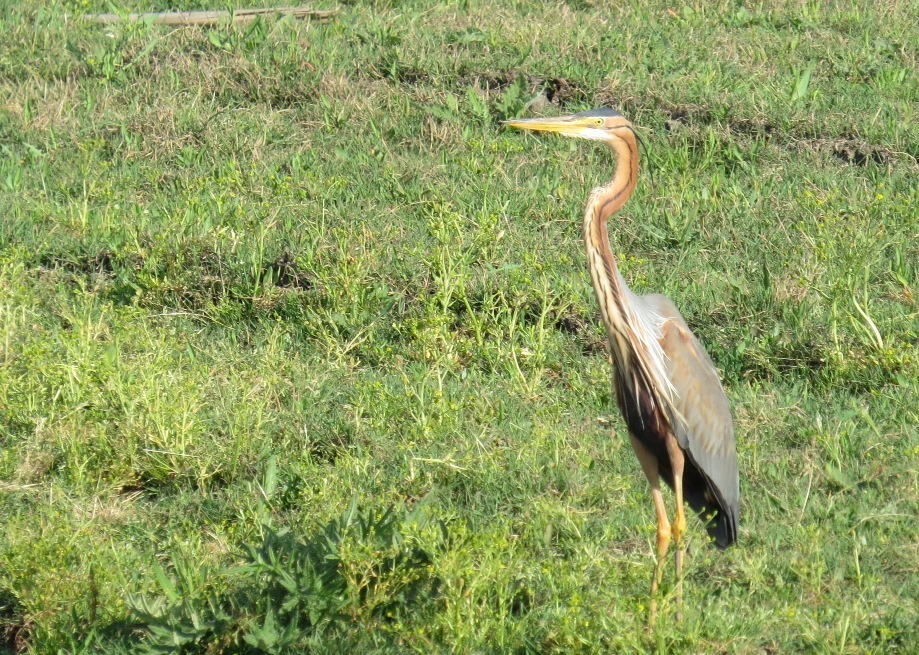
[1,0,918,652]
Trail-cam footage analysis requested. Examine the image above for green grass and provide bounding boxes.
[1,0,918,652]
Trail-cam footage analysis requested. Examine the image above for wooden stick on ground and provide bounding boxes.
[83,7,337,26]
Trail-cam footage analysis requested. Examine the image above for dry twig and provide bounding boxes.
[82,7,336,26]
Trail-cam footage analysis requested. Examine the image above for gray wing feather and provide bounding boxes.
[640,294,740,534]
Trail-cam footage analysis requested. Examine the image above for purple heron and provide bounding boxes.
[505,109,739,622]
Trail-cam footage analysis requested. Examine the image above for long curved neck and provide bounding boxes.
[580,129,677,419]
[583,131,639,345]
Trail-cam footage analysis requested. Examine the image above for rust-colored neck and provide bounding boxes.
[580,127,677,421]
[592,131,639,227]
[582,129,639,337]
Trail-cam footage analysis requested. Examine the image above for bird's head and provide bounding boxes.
[503,108,635,143]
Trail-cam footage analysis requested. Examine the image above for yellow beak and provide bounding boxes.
[502,115,595,137]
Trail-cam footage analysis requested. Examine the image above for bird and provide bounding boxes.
[504,109,739,623]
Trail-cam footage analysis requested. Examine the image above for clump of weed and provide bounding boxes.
[127,497,446,653]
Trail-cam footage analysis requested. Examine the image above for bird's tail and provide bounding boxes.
[706,507,738,550]
[684,487,738,550]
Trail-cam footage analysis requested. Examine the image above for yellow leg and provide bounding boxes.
[666,436,687,623]
[650,481,672,627]
[629,433,671,628]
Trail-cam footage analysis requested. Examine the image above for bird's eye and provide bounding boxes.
[595,118,604,126]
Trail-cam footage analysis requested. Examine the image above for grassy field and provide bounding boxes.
[2,0,918,652]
